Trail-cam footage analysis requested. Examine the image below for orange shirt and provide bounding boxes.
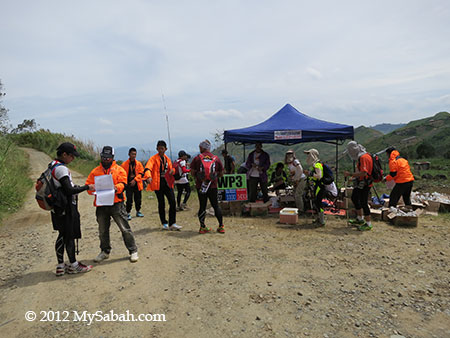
[121,159,145,191]
[386,150,414,183]
[358,153,373,181]
[85,161,127,206]
[144,153,174,191]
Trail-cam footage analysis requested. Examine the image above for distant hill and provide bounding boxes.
[364,111,450,160]
[215,111,450,169]
[370,123,406,134]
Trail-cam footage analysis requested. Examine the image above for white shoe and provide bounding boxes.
[94,251,109,262]
[169,224,182,231]
[130,252,139,262]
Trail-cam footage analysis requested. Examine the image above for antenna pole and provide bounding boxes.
[161,93,173,160]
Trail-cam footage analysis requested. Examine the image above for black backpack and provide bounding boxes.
[320,162,334,185]
[358,154,383,183]
[35,162,68,213]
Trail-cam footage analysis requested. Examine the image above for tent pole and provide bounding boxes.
[335,141,339,185]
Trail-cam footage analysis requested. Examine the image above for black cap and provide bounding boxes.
[386,146,396,155]
[101,146,114,159]
[57,142,80,157]
[178,150,188,158]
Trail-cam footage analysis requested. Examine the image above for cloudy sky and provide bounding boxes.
[1,0,449,155]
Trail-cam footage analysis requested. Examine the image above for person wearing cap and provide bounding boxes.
[245,142,271,203]
[174,150,191,211]
[51,143,94,276]
[144,140,182,231]
[121,147,145,220]
[285,150,306,213]
[344,141,373,231]
[221,149,236,174]
[86,146,139,263]
[190,140,225,234]
[304,149,326,226]
[384,146,414,207]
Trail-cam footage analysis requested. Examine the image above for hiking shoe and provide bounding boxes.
[130,252,139,262]
[348,218,366,227]
[136,211,144,217]
[162,223,169,230]
[199,226,211,234]
[176,206,182,212]
[55,263,69,277]
[169,224,182,231]
[217,226,225,234]
[94,251,109,262]
[67,262,93,274]
[127,214,132,221]
[358,224,373,231]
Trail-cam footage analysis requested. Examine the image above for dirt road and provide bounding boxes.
[0,148,449,337]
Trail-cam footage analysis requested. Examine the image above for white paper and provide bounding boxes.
[94,175,115,206]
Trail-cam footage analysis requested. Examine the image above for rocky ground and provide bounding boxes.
[0,148,449,338]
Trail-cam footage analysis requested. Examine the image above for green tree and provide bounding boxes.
[0,80,10,135]
[416,142,435,159]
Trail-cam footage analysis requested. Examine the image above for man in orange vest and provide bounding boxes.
[86,146,138,263]
[385,146,415,207]
[144,140,182,231]
[121,147,145,220]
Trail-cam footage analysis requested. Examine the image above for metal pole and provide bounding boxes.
[243,144,246,163]
[335,141,339,186]
[161,93,173,160]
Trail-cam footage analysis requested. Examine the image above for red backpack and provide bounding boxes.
[198,154,218,181]
[173,159,182,180]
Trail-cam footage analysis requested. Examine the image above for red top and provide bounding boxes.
[190,151,224,189]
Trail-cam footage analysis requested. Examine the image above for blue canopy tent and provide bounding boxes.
[223,103,354,182]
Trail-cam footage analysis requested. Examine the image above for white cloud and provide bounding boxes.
[98,118,113,126]
[306,67,323,80]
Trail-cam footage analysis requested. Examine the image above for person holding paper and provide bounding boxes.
[86,146,139,263]
[144,140,182,231]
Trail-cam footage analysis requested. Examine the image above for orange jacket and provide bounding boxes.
[386,150,414,183]
[121,159,145,191]
[144,153,174,191]
[85,161,128,206]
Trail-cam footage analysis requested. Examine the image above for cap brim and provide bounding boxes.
[101,154,113,159]
[303,150,311,154]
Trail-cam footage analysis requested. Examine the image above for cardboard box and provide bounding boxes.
[393,215,418,227]
[424,200,440,213]
[230,201,243,216]
[439,202,450,213]
[370,208,382,221]
[381,208,390,221]
[247,203,268,217]
[279,208,298,224]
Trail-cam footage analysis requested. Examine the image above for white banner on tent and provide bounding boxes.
[274,130,302,140]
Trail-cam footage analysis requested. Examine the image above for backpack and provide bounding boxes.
[35,162,67,212]
[320,162,334,185]
[370,153,383,183]
[358,153,383,183]
[173,159,182,180]
[198,154,218,181]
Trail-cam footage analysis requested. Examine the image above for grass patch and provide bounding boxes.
[0,136,33,223]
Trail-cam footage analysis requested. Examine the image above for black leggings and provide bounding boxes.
[155,178,176,226]
[389,181,413,207]
[55,230,76,264]
[176,183,191,207]
[197,187,223,227]
[351,185,371,216]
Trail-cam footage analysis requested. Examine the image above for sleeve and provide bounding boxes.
[181,160,191,173]
[53,166,70,180]
[114,167,127,194]
[85,170,96,195]
[386,159,397,181]
[143,158,152,180]
[135,162,144,183]
[262,152,271,171]
[59,176,89,195]
[245,152,253,169]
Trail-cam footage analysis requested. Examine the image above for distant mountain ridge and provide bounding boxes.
[215,111,450,166]
[370,123,406,134]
